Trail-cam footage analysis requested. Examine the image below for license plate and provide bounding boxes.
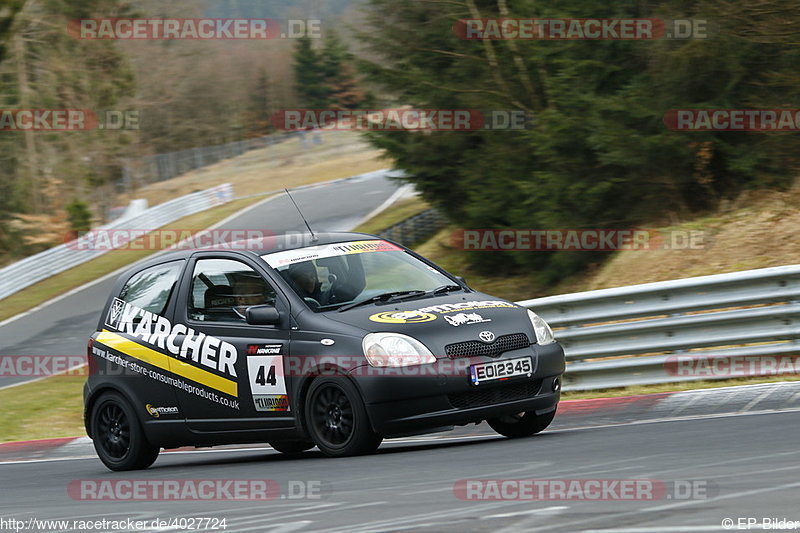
[470,356,533,385]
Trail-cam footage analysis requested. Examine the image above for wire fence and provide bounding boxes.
[118,132,301,191]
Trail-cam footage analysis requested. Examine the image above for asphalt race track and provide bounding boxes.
[0,172,402,389]
[1,409,799,532]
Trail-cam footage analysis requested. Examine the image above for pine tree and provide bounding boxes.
[293,36,330,109]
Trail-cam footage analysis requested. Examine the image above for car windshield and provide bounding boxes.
[261,240,458,311]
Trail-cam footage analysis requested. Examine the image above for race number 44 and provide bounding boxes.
[247,355,287,395]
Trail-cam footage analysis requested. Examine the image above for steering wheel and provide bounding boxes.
[324,274,341,304]
[303,297,321,310]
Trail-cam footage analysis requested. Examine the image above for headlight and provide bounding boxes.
[527,310,555,345]
[362,333,436,367]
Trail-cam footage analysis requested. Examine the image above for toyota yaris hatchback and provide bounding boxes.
[84,232,565,470]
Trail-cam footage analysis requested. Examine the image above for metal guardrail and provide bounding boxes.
[0,184,233,301]
[517,265,800,391]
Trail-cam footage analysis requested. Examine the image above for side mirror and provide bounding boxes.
[455,275,468,287]
[246,305,281,326]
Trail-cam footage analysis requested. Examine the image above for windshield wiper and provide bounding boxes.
[430,284,463,295]
[338,290,426,312]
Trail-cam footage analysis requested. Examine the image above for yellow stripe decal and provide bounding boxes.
[96,330,238,397]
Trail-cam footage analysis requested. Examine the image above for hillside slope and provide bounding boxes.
[412,181,800,300]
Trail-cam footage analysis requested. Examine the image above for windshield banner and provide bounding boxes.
[263,240,401,267]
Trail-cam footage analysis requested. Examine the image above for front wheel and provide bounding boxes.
[304,377,382,457]
[91,391,160,471]
[488,408,556,438]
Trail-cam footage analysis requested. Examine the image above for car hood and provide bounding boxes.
[322,291,535,357]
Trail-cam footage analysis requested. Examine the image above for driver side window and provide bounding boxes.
[188,258,276,322]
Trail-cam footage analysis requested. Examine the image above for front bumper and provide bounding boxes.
[349,341,565,437]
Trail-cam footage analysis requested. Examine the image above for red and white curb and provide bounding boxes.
[2,381,799,464]
[0,436,93,463]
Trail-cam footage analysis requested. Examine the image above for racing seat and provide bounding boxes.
[201,284,239,322]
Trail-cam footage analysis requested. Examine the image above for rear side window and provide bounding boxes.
[118,262,183,316]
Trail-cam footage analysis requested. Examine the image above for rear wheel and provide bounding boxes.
[91,392,160,471]
[488,408,556,438]
[304,377,382,457]
[268,440,315,455]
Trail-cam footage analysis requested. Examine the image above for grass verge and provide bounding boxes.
[0,374,85,443]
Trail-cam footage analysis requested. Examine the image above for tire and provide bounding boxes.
[304,377,382,457]
[90,391,160,471]
[268,440,315,455]
[488,408,557,438]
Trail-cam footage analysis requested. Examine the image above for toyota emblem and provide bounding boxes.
[479,331,495,343]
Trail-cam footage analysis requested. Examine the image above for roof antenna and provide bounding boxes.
[285,188,318,242]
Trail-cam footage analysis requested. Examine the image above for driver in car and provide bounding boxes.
[285,262,326,304]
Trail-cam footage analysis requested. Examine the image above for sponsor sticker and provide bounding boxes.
[368,300,517,324]
[444,313,491,326]
[145,404,179,418]
[254,394,290,412]
[98,298,239,399]
[369,311,438,324]
[104,298,238,379]
[247,344,282,356]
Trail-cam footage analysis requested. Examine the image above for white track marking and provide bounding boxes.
[738,383,779,412]
[483,506,569,519]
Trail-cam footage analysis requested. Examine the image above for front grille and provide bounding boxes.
[445,333,530,359]
[448,379,542,409]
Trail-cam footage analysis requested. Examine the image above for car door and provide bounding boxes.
[171,252,294,433]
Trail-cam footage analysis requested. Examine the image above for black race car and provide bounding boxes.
[84,232,565,470]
